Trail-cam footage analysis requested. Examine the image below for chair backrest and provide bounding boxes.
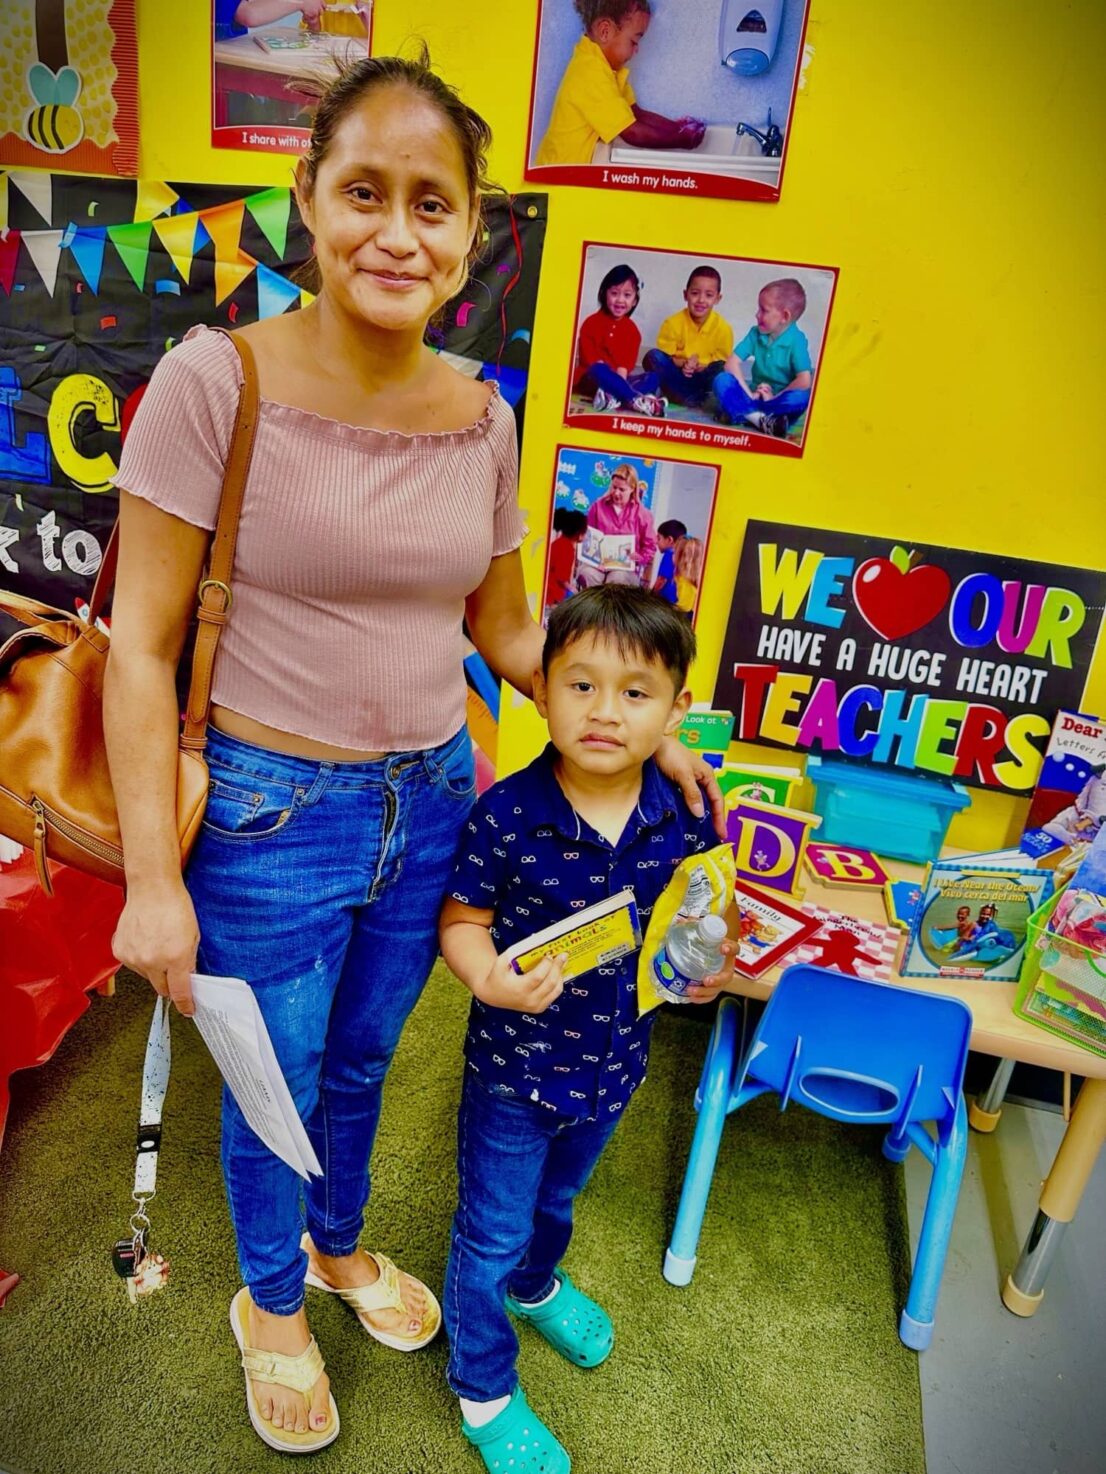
[736,965,972,1140]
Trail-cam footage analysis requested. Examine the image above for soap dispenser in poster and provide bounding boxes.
[720,0,784,75]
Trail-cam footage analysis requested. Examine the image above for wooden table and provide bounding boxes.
[720,852,1106,1318]
[212,29,366,127]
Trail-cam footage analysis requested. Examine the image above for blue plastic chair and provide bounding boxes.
[663,965,972,1350]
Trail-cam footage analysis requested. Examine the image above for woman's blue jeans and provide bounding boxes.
[186,724,475,1314]
[444,1072,621,1401]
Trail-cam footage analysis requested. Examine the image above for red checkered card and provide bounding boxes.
[789,905,903,981]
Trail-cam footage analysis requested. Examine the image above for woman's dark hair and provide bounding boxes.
[295,46,498,291]
[553,508,588,537]
[574,0,652,27]
[597,263,642,316]
[543,584,695,693]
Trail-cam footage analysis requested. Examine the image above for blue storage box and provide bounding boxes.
[805,757,971,864]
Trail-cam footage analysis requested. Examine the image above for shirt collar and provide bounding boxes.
[760,320,799,347]
[685,309,716,335]
[578,34,629,86]
[526,744,674,841]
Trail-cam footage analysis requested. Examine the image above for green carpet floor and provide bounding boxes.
[0,968,923,1474]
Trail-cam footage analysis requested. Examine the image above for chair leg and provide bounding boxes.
[664,1000,739,1287]
[900,1092,968,1350]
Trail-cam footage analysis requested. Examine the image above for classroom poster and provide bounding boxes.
[0,0,138,177]
[714,521,1106,796]
[566,243,836,458]
[0,172,546,622]
[525,0,810,203]
[211,1,373,154]
[538,444,719,624]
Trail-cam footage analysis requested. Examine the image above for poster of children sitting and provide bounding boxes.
[525,0,811,202]
[541,445,719,625]
[565,243,837,457]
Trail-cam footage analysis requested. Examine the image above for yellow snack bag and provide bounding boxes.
[637,844,736,1015]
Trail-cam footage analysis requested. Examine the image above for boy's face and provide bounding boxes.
[595,9,650,69]
[956,907,970,923]
[756,290,790,338]
[657,533,675,551]
[534,632,690,780]
[685,275,721,323]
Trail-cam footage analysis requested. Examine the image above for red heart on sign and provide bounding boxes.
[852,558,951,641]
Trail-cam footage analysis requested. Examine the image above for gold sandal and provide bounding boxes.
[301,1233,441,1351]
[229,1287,340,1454]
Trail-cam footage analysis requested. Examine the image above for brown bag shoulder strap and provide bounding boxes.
[180,329,260,750]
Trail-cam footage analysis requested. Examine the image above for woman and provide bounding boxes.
[105,53,719,1454]
[576,462,657,588]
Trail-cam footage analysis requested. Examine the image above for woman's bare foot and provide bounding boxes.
[248,1300,331,1434]
[305,1238,429,1337]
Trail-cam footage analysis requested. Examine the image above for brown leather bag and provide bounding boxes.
[0,331,260,894]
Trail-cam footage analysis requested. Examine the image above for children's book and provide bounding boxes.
[728,880,822,980]
[678,708,735,753]
[503,888,641,984]
[901,862,1053,982]
[718,762,801,809]
[1020,709,1106,861]
[578,528,634,572]
[789,905,902,981]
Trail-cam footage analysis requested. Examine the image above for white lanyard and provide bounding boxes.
[133,998,171,1211]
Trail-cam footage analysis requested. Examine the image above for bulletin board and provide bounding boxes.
[7,1,1106,855]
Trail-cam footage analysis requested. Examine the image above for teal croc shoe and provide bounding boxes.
[463,1385,571,1474]
[506,1270,613,1368]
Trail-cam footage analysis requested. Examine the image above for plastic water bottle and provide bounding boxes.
[652,914,729,1002]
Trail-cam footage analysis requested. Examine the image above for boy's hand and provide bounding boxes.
[683,941,739,1004]
[755,383,774,400]
[476,951,567,1013]
[683,354,700,376]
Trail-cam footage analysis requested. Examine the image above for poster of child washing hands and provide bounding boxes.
[525,0,811,201]
[565,242,837,457]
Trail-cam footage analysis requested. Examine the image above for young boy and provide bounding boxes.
[643,267,734,408]
[440,586,734,1473]
[651,518,687,602]
[535,1,705,168]
[712,277,813,438]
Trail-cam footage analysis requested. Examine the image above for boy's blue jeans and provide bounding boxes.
[186,724,475,1315]
[577,362,660,406]
[642,349,727,406]
[444,1072,622,1401]
[713,370,810,425]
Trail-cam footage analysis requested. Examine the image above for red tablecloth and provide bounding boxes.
[0,852,122,1149]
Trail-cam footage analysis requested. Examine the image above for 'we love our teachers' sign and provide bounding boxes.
[715,522,1106,795]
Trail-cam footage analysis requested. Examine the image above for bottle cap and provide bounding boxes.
[697,914,728,942]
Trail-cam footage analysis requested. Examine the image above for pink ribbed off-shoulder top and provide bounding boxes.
[113,325,526,752]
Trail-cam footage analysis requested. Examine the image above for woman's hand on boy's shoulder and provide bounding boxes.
[683,941,740,1004]
[476,950,567,1014]
[655,735,727,840]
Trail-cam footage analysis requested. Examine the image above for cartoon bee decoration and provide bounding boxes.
[24,63,84,154]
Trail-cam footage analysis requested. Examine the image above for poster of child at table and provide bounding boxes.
[525,0,810,202]
[566,242,837,458]
[211,2,372,153]
[540,445,719,625]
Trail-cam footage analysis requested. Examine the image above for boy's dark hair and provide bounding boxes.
[657,519,687,540]
[543,585,695,693]
[596,262,642,315]
[686,265,722,292]
[553,507,588,536]
[574,0,652,28]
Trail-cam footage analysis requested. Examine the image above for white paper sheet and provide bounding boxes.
[189,973,322,1181]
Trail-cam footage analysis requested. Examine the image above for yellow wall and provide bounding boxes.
[136,1,1104,850]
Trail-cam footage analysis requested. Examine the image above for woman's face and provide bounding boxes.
[608,471,634,505]
[298,84,476,334]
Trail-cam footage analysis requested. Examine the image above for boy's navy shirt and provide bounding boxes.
[448,743,716,1120]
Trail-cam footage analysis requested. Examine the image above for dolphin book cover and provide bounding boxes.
[901,863,1054,982]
